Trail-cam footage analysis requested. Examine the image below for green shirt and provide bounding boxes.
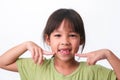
[17,58,116,80]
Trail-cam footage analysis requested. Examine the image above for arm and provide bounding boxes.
[0,41,27,71]
[75,49,120,80]
[0,41,45,72]
[105,50,120,80]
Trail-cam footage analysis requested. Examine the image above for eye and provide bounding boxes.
[54,34,61,37]
[69,34,77,37]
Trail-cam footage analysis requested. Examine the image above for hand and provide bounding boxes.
[26,41,54,64]
[75,49,109,65]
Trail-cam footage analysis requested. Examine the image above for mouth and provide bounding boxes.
[58,48,71,55]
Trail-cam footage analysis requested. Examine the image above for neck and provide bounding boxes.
[53,57,79,75]
[54,57,78,68]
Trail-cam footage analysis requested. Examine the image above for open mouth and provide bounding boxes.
[58,49,71,55]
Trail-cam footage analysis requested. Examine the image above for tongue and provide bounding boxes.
[60,49,70,54]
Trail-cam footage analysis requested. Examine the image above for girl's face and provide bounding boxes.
[46,20,81,61]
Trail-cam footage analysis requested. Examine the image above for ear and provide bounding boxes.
[80,41,83,45]
[80,38,84,45]
[45,35,50,46]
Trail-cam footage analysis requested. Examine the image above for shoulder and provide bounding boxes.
[75,62,116,80]
[16,58,52,68]
[16,58,34,67]
[79,61,114,73]
[16,58,53,77]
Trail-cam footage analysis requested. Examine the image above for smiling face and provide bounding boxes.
[45,19,81,62]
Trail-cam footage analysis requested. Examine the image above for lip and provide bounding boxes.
[58,48,71,55]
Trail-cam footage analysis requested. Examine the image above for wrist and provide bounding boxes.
[104,49,113,60]
[24,41,34,49]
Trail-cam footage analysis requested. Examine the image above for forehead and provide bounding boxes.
[55,19,74,32]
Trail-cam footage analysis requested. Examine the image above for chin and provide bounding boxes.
[59,56,75,62]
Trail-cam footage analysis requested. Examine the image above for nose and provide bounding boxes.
[60,36,70,46]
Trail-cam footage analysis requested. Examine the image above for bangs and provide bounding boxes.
[53,19,78,33]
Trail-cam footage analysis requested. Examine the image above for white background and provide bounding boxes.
[0,0,120,80]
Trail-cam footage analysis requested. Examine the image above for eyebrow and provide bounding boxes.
[53,30,78,34]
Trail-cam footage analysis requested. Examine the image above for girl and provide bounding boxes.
[0,8,120,80]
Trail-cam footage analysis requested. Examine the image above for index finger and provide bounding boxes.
[75,53,87,58]
[43,50,55,55]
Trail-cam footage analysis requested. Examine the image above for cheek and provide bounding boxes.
[72,40,80,51]
[49,40,58,52]
[72,39,80,46]
[74,43,80,49]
